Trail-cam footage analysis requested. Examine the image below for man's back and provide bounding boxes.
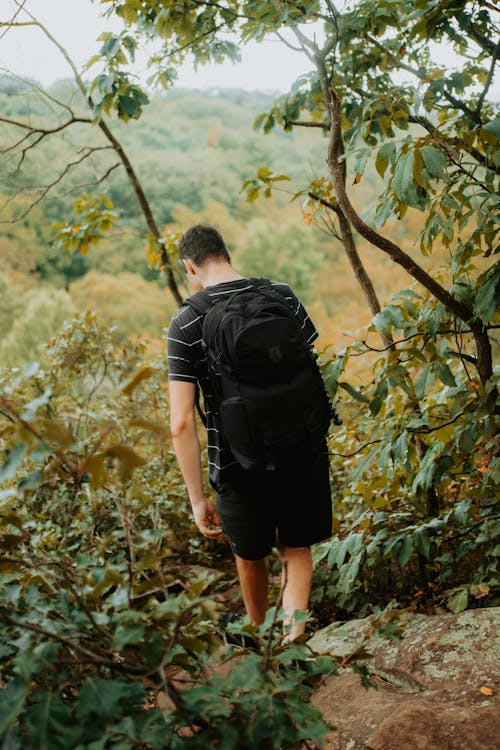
[167,278,318,485]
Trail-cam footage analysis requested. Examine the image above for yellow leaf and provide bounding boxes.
[105,444,146,482]
[85,453,108,489]
[122,367,155,397]
[480,687,493,696]
[129,417,169,439]
[40,419,75,448]
[80,243,89,255]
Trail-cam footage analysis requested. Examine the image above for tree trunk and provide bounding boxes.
[336,208,394,350]
[326,88,496,390]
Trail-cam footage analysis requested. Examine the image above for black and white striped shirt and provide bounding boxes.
[167,278,317,485]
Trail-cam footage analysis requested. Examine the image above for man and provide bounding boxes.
[167,224,332,642]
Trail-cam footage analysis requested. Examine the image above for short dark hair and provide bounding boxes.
[178,224,230,266]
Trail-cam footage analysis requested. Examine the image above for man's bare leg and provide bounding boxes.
[235,555,268,625]
[281,546,313,641]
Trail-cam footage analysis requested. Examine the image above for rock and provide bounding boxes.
[308,607,500,750]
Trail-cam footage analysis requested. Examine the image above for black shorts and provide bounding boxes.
[215,447,332,560]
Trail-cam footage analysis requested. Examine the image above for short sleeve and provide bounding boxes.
[167,310,199,382]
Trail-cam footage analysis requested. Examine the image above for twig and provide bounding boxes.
[0,0,28,41]
[329,440,382,458]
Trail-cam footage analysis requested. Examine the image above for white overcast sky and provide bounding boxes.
[1,0,499,98]
[1,0,318,92]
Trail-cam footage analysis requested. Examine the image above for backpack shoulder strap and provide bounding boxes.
[183,289,213,315]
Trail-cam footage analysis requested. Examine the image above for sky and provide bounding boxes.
[0,0,318,92]
[1,0,499,98]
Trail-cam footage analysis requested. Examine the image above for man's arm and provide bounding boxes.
[168,380,223,539]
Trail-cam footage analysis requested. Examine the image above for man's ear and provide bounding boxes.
[184,258,197,276]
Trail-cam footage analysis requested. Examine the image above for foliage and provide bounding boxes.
[102,0,499,616]
[312,284,499,620]
[69,271,177,342]
[50,194,118,257]
[0,81,326,288]
[0,313,336,749]
[0,279,75,367]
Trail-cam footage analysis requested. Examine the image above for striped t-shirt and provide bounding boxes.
[167,278,317,485]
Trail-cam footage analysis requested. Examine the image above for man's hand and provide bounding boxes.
[192,497,224,539]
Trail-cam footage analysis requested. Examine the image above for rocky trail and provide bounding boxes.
[308,607,499,750]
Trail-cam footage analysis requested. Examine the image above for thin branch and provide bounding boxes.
[1,12,183,305]
[274,30,303,53]
[54,162,121,198]
[1,116,94,175]
[330,439,382,458]
[356,326,492,354]
[286,119,329,129]
[365,33,485,127]
[0,65,77,117]
[0,612,145,675]
[308,191,340,214]
[326,88,475,327]
[407,113,500,176]
[475,39,499,115]
[0,146,113,223]
[0,0,28,41]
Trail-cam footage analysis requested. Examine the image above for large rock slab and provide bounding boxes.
[308,607,499,750]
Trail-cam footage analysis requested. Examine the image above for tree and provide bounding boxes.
[0,6,183,305]
[100,0,500,612]
[100,0,498,389]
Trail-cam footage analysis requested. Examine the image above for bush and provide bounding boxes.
[0,311,336,749]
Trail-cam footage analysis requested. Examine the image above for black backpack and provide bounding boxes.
[185,278,339,471]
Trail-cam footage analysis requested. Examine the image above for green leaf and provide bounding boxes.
[77,679,144,722]
[475,265,500,323]
[433,362,457,387]
[395,535,414,566]
[483,117,500,139]
[446,587,468,613]
[420,145,446,178]
[370,378,388,416]
[0,682,27,736]
[113,623,145,650]
[375,141,396,178]
[412,441,445,491]
[25,690,76,750]
[414,528,431,559]
[256,166,273,180]
[415,365,432,399]
[21,389,52,421]
[338,381,370,403]
[393,149,419,206]
[391,430,408,463]
[372,305,407,333]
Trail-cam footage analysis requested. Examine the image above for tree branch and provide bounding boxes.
[475,39,499,115]
[326,89,474,326]
[286,119,329,129]
[2,13,183,305]
[0,146,113,223]
[365,33,485,127]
